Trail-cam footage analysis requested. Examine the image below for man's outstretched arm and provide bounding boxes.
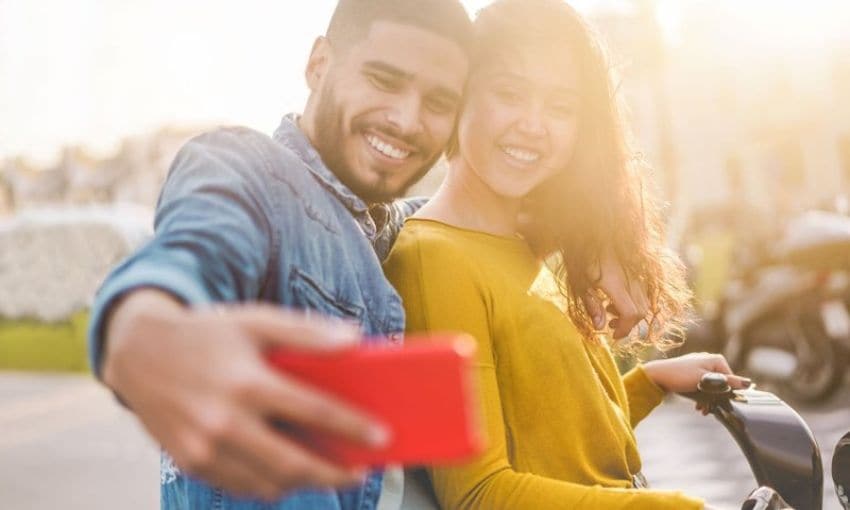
[89,130,388,500]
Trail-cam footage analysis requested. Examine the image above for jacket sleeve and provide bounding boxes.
[383,238,704,510]
[87,128,277,378]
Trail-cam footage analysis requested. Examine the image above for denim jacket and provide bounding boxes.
[88,114,421,510]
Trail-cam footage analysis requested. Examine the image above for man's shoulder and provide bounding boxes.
[174,126,324,200]
[187,126,309,175]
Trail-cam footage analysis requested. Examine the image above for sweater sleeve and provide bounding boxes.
[383,236,704,510]
[622,364,667,428]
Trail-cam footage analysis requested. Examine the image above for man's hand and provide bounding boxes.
[102,289,389,501]
[643,352,752,395]
[582,251,650,339]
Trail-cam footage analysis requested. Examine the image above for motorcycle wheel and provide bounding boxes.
[780,307,845,404]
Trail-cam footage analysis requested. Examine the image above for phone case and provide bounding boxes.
[265,333,483,468]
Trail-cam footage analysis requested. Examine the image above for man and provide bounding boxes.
[89,1,649,508]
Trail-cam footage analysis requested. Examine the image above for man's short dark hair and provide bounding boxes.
[326,0,473,54]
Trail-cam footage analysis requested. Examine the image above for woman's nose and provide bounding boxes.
[516,107,547,137]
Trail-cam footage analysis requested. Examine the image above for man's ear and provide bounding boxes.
[305,36,331,92]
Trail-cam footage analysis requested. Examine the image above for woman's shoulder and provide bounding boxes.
[384,219,492,306]
[396,217,476,249]
[387,218,477,267]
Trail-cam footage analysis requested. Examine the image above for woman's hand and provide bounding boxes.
[643,353,752,394]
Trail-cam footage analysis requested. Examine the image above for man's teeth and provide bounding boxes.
[366,134,411,160]
[502,146,540,163]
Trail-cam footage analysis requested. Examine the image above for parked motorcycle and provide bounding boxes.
[689,210,850,403]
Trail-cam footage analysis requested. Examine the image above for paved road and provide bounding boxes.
[1,372,847,510]
[0,372,158,510]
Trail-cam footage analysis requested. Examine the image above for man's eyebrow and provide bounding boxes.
[364,60,462,103]
[363,61,411,79]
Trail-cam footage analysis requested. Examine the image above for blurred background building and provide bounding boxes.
[3,0,849,220]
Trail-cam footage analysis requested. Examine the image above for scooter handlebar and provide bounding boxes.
[678,373,823,510]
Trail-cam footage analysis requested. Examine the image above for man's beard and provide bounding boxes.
[312,82,439,204]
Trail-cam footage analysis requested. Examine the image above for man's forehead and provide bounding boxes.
[347,19,468,89]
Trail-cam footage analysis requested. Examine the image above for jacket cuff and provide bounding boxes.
[87,261,211,380]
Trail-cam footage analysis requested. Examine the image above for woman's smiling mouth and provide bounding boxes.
[500,145,541,163]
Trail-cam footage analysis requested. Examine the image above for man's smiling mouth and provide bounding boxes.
[366,133,412,160]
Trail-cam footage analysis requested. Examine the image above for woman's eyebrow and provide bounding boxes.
[487,71,526,84]
[488,72,580,96]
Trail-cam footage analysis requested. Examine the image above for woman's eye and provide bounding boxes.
[549,104,576,118]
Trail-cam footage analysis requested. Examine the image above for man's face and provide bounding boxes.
[308,21,468,203]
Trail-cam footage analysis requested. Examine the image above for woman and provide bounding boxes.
[383,1,748,508]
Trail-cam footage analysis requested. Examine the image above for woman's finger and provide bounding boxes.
[709,354,734,375]
[725,374,753,390]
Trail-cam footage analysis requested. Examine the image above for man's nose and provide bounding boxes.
[385,92,425,137]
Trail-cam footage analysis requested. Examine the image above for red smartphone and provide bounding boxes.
[265,333,483,468]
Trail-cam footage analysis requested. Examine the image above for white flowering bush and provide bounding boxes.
[0,204,152,322]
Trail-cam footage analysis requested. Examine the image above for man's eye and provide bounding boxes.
[425,97,456,115]
[493,87,522,104]
[368,73,401,92]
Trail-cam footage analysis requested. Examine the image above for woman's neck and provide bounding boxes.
[416,156,522,237]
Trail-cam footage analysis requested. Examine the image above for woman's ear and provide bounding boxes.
[305,36,331,92]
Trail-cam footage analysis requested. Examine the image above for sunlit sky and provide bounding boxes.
[1,0,848,165]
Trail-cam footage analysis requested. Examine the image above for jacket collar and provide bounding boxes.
[273,114,379,238]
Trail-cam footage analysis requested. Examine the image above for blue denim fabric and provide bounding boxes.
[88,114,421,510]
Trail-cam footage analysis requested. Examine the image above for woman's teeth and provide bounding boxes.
[501,146,540,163]
[366,134,411,160]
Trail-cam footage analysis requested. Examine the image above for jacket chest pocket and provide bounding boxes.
[289,267,364,322]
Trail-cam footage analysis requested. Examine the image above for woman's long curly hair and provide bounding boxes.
[458,0,692,352]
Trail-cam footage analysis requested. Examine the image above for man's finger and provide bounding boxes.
[231,305,361,351]
[182,447,284,501]
[222,412,367,493]
[601,277,644,339]
[253,367,390,449]
[581,292,607,330]
[610,299,641,339]
[629,279,651,316]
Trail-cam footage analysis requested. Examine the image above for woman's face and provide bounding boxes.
[456,45,581,199]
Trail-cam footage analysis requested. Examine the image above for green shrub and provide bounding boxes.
[0,310,90,372]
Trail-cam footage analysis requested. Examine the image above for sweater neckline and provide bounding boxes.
[405,217,528,245]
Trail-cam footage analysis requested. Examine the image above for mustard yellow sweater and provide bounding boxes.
[383,219,704,510]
